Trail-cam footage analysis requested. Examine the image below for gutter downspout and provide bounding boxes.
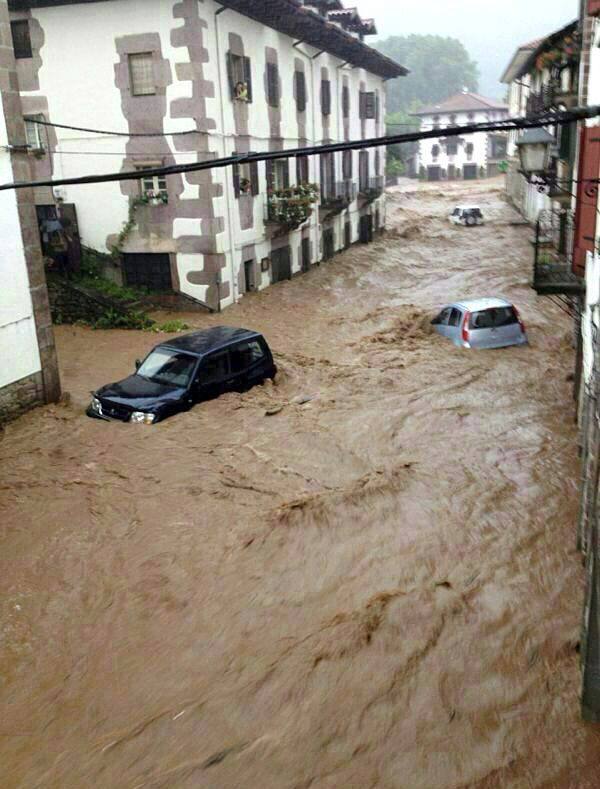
[295,43,320,264]
[214,4,239,307]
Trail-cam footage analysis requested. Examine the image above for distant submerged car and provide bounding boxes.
[449,205,484,226]
[431,298,528,350]
[87,327,277,424]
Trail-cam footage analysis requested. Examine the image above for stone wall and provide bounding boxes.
[0,370,45,424]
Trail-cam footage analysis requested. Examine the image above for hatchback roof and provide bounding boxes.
[451,297,512,311]
[159,326,261,357]
[454,205,482,211]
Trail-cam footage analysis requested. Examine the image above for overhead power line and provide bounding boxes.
[32,118,205,138]
[2,106,598,193]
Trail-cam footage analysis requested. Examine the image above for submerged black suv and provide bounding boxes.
[87,326,277,424]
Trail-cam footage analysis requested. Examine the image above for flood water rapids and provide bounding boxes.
[2,181,600,787]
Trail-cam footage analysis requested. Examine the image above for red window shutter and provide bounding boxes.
[573,127,600,275]
[589,0,600,17]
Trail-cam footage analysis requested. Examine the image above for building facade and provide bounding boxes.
[0,0,60,423]
[411,92,509,182]
[7,0,405,311]
[501,21,579,224]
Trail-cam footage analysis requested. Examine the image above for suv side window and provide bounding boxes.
[200,351,229,384]
[230,340,265,373]
[448,308,461,327]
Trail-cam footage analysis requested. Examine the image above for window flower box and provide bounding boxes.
[141,189,169,206]
[267,183,319,229]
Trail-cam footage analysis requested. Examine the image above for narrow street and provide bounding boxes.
[1,181,598,787]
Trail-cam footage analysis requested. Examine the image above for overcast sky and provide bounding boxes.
[354,0,579,98]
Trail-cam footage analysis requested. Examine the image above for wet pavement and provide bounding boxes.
[2,180,599,787]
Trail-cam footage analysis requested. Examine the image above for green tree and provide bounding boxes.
[376,35,480,115]
[386,109,420,173]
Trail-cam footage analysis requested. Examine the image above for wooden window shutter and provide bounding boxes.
[573,126,600,276]
[589,0,600,16]
[365,92,376,119]
[267,63,279,107]
[226,52,235,99]
[243,57,253,102]
[296,71,306,112]
[283,160,290,189]
[250,159,259,196]
[266,160,275,191]
[375,92,380,123]
[342,86,350,118]
[10,20,32,59]
[321,80,331,116]
[232,156,241,198]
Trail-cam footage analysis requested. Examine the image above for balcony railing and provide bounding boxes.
[359,175,385,201]
[532,208,583,296]
[320,180,356,211]
[266,183,319,229]
[526,77,577,117]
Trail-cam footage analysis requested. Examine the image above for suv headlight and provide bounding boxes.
[91,397,102,414]
[130,411,156,425]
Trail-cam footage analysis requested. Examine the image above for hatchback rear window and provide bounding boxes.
[469,307,517,329]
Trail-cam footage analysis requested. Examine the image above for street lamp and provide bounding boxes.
[515,127,556,178]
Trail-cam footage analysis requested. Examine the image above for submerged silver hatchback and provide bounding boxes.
[431,298,528,350]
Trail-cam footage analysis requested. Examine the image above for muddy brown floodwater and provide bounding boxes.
[2,180,600,788]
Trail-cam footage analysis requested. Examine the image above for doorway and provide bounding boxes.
[243,259,256,292]
[122,253,173,291]
[271,246,292,283]
[301,238,311,272]
[359,215,373,244]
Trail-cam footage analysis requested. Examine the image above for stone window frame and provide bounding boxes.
[359,150,369,190]
[266,159,290,192]
[227,52,253,103]
[232,155,259,198]
[10,20,32,59]
[128,52,157,97]
[134,162,167,197]
[24,114,44,150]
[342,149,353,180]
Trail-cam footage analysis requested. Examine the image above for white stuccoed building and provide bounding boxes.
[7,0,406,312]
[411,91,509,182]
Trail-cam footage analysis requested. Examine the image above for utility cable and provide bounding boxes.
[2,105,599,193]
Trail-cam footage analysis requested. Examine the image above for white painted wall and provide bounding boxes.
[0,98,41,388]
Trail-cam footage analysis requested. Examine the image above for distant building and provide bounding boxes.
[0,0,60,423]
[410,92,509,182]
[7,0,406,312]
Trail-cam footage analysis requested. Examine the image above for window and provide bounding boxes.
[266,62,279,107]
[448,308,461,327]
[431,144,440,160]
[232,154,259,198]
[11,20,32,59]
[374,150,380,177]
[296,155,309,184]
[342,150,353,180]
[466,142,474,160]
[469,307,518,330]
[128,53,156,96]
[467,112,475,122]
[138,349,197,387]
[320,152,335,198]
[446,142,458,156]
[321,79,331,116]
[432,115,440,130]
[359,150,369,190]
[432,307,451,325]
[295,70,306,112]
[449,114,457,126]
[342,86,350,118]
[122,253,173,291]
[200,352,229,384]
[24,115,43,150]
[227,53,252,102]
[230,341,264,373]
[360,91,376,119]
[375,91,380,123]
[136,165,167,198]
[266,159,289,191]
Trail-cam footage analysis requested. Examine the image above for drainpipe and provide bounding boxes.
[214,4,239,306]
[295,43,320,263]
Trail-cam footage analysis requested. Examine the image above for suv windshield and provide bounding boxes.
[137,349,197,387]
[469,307,517,329]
